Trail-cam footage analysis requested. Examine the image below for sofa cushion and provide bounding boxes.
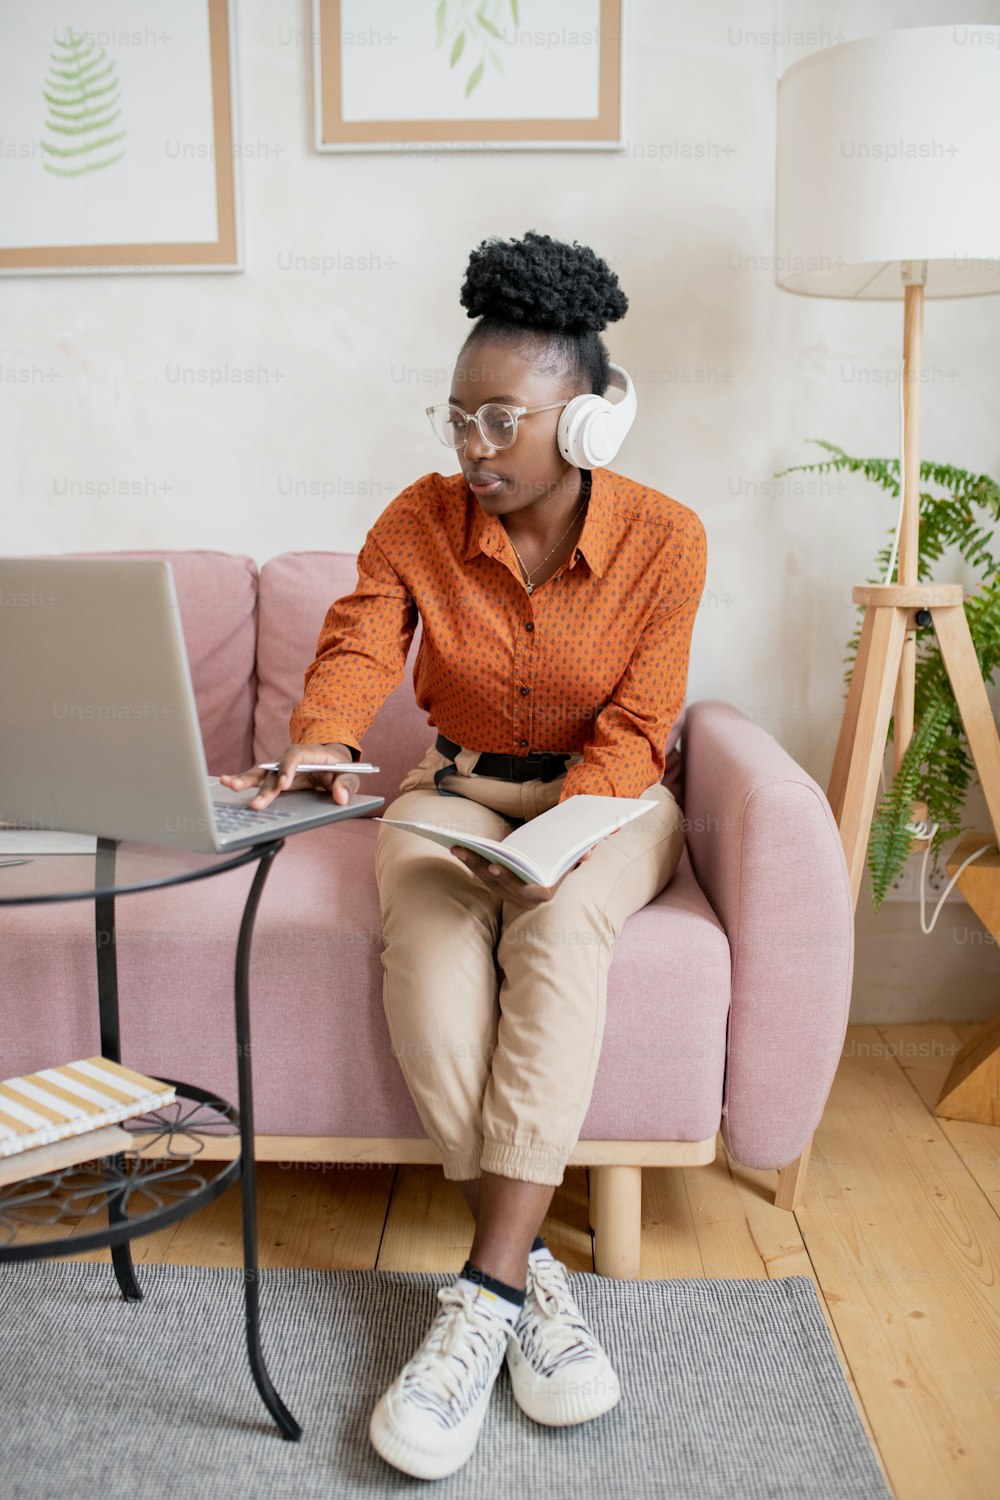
[255,552,432,812]
[53,549,258,775]
[2,835,729,1144]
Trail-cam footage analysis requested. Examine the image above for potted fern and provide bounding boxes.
[775,441,1000,911]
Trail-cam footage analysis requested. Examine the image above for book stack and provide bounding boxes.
[0,1056,176,1189]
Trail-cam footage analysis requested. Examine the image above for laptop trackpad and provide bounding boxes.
[209,778,332,813]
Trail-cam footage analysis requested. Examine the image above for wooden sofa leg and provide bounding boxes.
[774,1134,813,1211]
[590,1165,642,1279]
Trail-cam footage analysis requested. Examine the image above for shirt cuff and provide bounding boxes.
[287,710,362,761]
[557,763,616,801]
[558,753,663,802]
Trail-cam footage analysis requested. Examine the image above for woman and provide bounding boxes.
[222,230,707,1481]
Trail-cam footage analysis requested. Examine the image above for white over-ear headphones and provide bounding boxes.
[557,363,637,469]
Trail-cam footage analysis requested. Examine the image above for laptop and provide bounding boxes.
[0,558,384,852]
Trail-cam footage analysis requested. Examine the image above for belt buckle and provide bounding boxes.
[538,754,566,784]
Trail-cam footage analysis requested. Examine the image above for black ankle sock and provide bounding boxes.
[530,1234,546,1254]
[459,1258,526,1306]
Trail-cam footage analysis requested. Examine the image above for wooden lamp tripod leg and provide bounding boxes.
[776,603,909,1211]
[932,603,1000,850]
[835,604,911,911]
[928,600,1000,1125]
[827,604,878,826]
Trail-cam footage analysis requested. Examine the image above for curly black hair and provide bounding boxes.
[459,230,628,396]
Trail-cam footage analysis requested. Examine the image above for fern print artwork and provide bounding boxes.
[325,0,617,150]
[435,0,521,97]
[42,28,126,177]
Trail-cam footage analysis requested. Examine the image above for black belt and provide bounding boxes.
[433,733,570,796]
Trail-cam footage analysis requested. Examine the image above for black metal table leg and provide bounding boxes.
[234,840,301,1441]
[95,836,142,1304]
[90,834,299,1436]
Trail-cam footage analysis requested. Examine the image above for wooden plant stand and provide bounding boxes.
[826,583,1000,912]
[934,832,1000,1126]
[825,593,1000,1129]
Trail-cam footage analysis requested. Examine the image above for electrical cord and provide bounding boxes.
[907,816,996,935]
[877,760,997,932]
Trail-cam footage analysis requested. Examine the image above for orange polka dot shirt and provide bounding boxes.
[289,466,707,801]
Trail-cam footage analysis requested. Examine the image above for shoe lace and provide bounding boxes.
[523,1258,599,1369]
[401,1284,509,1420]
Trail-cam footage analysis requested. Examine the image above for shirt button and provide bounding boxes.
[525,621,534,632]
[520,737,529,747]
[521,685,530,696]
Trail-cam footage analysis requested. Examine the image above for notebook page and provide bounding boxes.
[501,796,655,884]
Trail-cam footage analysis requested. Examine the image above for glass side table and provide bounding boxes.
[1,835,303,1440]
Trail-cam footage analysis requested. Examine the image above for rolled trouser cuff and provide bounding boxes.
[440,1144,484,1182]
[480,1137,567,1187]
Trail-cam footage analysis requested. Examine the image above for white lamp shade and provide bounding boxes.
[775,25,1000,298]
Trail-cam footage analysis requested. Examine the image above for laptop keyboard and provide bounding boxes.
[211,802,305,837]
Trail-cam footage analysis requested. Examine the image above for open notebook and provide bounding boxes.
[376,794,655,887]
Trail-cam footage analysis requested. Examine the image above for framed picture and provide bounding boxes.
[313,0,624,152]
[0,0,241,275]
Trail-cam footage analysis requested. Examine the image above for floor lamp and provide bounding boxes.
[773,25,1000,1135]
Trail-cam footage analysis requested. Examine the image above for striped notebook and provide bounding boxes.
[0,1125,135,1189]
[0,1057,175,1159]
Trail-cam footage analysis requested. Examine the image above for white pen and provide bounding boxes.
[255,762,380,774]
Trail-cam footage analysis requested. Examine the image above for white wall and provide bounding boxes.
[4,0,1000,1020]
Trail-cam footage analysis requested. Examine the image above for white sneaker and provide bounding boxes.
[506,1254,622,1427]
[369,1281,513,1479]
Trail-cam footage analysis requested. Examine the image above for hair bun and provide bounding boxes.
[460,230,628,335]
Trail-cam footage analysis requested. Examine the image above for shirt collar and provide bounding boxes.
[461,466,613,579]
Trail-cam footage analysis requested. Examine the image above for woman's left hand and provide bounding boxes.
[449,846,594,910]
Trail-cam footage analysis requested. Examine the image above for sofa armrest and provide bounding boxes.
[682,700,854,1170]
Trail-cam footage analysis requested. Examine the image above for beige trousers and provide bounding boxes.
[374,742,687,1187]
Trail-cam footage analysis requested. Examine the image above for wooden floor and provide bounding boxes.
[31,1021,1000,1500]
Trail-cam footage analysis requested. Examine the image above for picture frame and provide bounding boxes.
[313,0,625,153]
[0,0,242,275]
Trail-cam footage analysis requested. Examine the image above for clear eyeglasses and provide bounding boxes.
[426,400,568,451]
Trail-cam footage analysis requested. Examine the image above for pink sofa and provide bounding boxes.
[5,549,854,1275]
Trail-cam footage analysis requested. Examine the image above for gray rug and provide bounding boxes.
[1,1261,890,1499]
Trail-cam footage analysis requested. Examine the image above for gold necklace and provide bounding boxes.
[506,495,589,595]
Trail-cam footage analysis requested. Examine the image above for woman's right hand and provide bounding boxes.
[219,742,359,811]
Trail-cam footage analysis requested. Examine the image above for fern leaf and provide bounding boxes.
[41,30,126,175]
[869,697,954,908]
